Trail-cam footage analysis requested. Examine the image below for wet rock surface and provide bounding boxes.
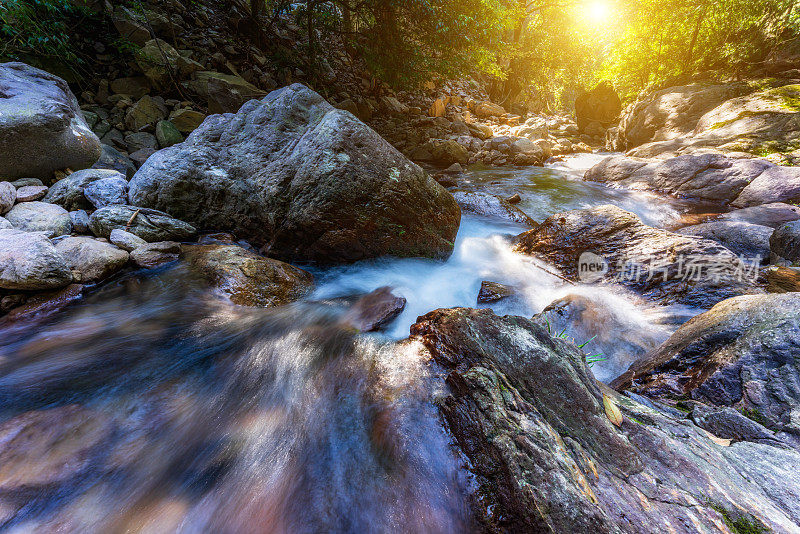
[410,307,800,533]
[476,281,516,304]
[183,244,314,307]
[677,220,772,260]
[128,84,460,263]
[452,191,536,227]
[612,293,800,441]
[514,205,761,308]
[342,287,406,332]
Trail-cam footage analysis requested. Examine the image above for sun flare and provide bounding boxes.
[585,1,610,23]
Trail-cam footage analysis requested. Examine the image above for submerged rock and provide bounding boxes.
[0,63,101,179]
[0,229,72,290]
[183,244,314,307]
[128,84,460,263]
[410,307,800,532]
[342,287,406,331]
[513,205,761,308]
[452,191,536,227]
[612,293,800,438]
[533,293,670,383]
[476,281,516,304]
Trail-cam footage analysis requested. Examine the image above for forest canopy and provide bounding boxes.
[3,0,799,109]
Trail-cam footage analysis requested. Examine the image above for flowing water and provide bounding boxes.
[0,154,717,532]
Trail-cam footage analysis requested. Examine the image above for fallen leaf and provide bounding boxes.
[603,394,623,427]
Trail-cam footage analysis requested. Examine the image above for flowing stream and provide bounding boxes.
[0,155,718,532]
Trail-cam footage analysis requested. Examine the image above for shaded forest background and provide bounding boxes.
[3,0,799,111]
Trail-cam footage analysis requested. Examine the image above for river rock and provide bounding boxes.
[476,281,516,303]
[169,109,206,134]
[54,237,129,283]
[155,120,183,148]
[125,95,166,131]
[4,201,72,237]
[69,210,90,234]
[0,63,101,179]
[770,220,800,262]
[84,175,128,208]
[409,307,800,532]
[0,283,83,323]
[0,229,72,289]
[128,84,460,263]
[718,202,800,228]
[0,217,11,230]
[676,220,772,261]
[92,144,136,179]
[10,178,43,188]
[0,182,14,214]
[574,81,621,132]
[474,101,506,118]
[452,191,536,227]
[45,168,126,211]
[612,293,800,439]
[130,241,181,268]
[585,153,800,206]
[89,205,196,242]
[342,287,406,331]
[514,205,761,307]
[109,228,147,251]
[183,244,314,307]
[15,185,47,202]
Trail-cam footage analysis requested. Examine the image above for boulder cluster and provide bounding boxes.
[0,63,459,319]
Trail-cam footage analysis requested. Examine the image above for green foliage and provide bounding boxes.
[0,0,92,64]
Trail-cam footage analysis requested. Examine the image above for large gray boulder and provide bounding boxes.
[0,229,72,290]
[718,202,800,228]
[411,307,800,532]
[4,201,72,238]
[612,293,800,441]
[0,62,101,179]
[514,205,761,308]
[585,153,800,207]
[44,169,127,211]
[89,205,196,242]
[54,237,129,283]
[128,84,460,263]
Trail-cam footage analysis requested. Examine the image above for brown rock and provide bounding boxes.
[477,281,516,303]
[14,185,47,202]
[343,287,406,331]
[183,244,314,307]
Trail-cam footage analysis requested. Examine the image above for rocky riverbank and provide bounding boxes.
[2,15,800,531]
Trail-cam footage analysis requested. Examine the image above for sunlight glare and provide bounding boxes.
[585,1,610,24]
